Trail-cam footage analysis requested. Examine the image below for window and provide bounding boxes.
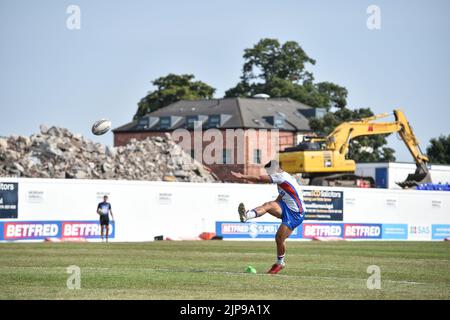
[208,115,221,128]
[263,115,285,128]
[253,149,262,164]
[159,117,171,129]
[222,149,232,164]
[315,108,326,119]
[273,111,286,128]
[274,117,285,128]
[186,116,198,129]
[137,117,149,129]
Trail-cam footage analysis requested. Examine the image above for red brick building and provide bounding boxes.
[113,97,323,181]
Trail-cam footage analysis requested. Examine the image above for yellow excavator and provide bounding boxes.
[279,109,431,188]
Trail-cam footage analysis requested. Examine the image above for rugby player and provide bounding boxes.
[231,160,305,274]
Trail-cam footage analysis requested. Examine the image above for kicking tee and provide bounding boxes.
[269,171,305,213]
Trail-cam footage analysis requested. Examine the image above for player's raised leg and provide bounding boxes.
[238,201,282,222]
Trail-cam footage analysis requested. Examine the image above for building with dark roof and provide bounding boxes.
[113,97,324,181]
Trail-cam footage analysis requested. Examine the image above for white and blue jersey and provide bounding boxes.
[97,202,111,216]
[269,171,305,230]
[97,201,111,226]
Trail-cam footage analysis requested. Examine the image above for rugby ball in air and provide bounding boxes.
[92,119,111,136]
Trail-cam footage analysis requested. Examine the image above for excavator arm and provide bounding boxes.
[393,110,429,165]
[325,113,401,155]
[393,110,431,187]
[324,109,431,187]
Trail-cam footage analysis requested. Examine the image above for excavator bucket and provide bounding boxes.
[396,168,432,189]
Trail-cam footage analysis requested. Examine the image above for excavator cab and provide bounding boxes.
[283,135,327,152]
[284,141,322,152]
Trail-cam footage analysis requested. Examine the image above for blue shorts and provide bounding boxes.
[278,200,304,230]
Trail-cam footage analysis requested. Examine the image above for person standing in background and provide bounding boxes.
[97,195,114,242]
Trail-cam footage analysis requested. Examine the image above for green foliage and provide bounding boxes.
[226,38,393,162]
[224,38,347,110]
[316,81,348,109]
[427,135,450,164]
[309,108,396,163]
[134,74,215,119]
[241,38,316,83]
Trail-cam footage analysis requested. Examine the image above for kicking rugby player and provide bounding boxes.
[231,160,305,274]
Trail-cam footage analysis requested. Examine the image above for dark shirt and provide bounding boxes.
[97,202,112,216]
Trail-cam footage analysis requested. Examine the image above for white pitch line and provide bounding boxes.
[148,267,428,285]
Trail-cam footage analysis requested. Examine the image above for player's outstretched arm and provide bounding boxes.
[231,171,271,183]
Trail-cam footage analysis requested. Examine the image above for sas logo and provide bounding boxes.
[302,223,343,238]
[344,224,382,239]
[408,224,431,241]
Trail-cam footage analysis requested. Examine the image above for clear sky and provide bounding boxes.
[0,0,449,162]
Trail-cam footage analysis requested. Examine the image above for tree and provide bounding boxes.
[427,135,450,164]
[226,38,393,162]
[224,38,347,110]
[309,108,396,163]
[240,38,316,83]
[316,81,348,109]
[134,74,215,119]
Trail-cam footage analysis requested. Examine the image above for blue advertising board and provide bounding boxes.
[216,221,405,240]
[0,182,18,219]
[216,221,300,239]
[431,224,450,240]
[382,224,408,240]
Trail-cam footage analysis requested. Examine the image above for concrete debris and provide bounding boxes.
[0,126,217,183]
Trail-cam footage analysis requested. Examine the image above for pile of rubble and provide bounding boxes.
[0,125,217,183]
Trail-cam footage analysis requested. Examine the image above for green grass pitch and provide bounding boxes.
[0,241,449,299]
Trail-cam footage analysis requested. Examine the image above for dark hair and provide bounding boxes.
[264,160,280,169]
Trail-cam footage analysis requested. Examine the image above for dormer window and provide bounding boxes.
[137,116,159,129]
[186,115,208,129]
[274,111,286,128]
[138,117,149,128]
[208,115,221,128]
[186,116,199,129]
[274,117,285,128]
[159,117,171,129]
